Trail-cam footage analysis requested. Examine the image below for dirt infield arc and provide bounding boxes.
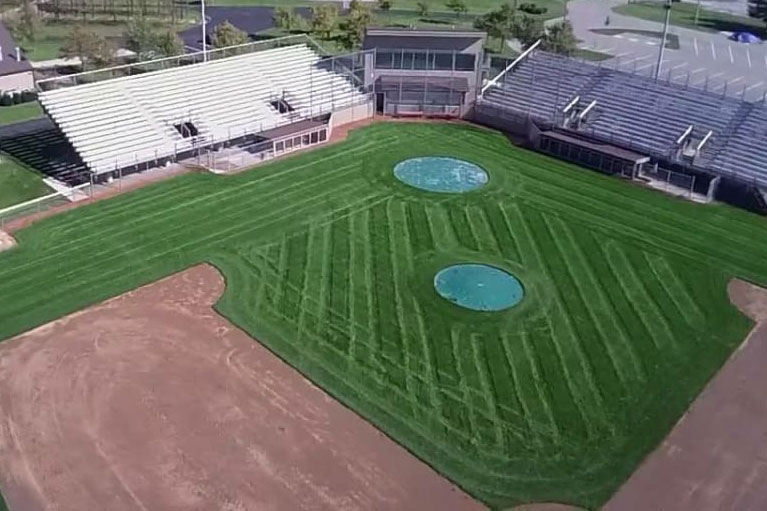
[0,265,484,511]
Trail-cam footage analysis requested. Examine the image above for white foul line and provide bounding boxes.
[745,81,764,92]
[711,41,716,60]
[693,37,699,56]
[747,48,752,68]
[728,44,734,63]
[729,76,745,85]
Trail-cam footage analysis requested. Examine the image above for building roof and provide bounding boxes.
[542,130,650,163]
[363,28,486,52]
[260,118,326,140]
[0,22,32,76]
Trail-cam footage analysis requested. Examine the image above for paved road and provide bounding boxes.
[569,0,767,102]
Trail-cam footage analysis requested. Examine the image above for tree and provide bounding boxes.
[378,0,393,13]
[211,21,250,48]
[416,1,430,18]
[445,0,467,18]
[7,0,41,44]
[123,15,157,57]
[155,30,184,57]
[474,3,516,51]
[541,20,576,56]
[748,0,767,34]
[339,0,371,50]
[512,14,543,49]
[60,25,114,70]
[311,4,338,40]
[274,6,300,33]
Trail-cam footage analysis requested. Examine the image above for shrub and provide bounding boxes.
[519,3,547,14]
[12,92,22,104]
[0,94,13,106]
[20,90,37,103]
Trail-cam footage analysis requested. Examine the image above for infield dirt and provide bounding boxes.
[0,264,484,511]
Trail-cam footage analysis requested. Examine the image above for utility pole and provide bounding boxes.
[654,0,672,79]
[201,0,208,62]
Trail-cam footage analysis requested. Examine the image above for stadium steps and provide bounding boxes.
[39,44,368,174]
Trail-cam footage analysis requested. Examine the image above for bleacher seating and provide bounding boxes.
[479,50,767,188]
[482,52,604,120]
[709,104,767,186]
[39,44,367,174]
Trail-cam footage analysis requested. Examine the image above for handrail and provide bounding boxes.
[696,130,713,151]
[578,99,597,121]
[563,95,580,113]
[480,39,542,96]
[676,124,693,145]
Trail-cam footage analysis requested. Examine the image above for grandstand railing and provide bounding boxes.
[480,39,541,97]
[36,34,329,91]
[0,182,93,229]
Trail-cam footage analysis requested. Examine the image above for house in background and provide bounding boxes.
[0,21,34,92]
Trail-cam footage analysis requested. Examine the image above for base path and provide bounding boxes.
[604,279,767,511]
[0,264,484,511]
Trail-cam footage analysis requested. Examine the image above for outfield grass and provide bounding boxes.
[0,156,52,209]
[614,1,766,35]
[0,123,765,508]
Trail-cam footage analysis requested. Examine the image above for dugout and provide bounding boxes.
[539,130,649,178]
[363,28,486,117]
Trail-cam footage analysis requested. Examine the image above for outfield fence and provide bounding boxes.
[0,182,93,230]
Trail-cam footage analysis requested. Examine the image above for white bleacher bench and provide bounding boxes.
[39,44,368,175]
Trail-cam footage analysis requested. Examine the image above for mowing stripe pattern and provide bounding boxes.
[0,123,764,509]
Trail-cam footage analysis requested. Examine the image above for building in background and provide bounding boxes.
[363,28,486,118]
[0,22,34,92]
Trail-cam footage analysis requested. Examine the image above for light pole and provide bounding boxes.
[201,0,208,62]
[654,0,672,79]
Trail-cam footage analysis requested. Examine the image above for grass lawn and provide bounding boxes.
[20,18,196,61]
[0,123,765,508]
[0,156,52,210]
[0,102,43,125]
[613,1,766,35]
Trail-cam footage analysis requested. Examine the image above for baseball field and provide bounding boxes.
[1,122,766,509]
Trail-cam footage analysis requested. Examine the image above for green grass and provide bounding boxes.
[614,1,766,35]
[0,102,43,125]
[21,18,196,61]
[0,155,52,209]
[0,123,765,509]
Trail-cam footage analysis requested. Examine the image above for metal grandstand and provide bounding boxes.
[35,35,373,178]
[476,44,767,191]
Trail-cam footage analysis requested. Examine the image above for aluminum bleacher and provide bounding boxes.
[709,104,767,186]
[39,44,369,175]
[479,49,767,189]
